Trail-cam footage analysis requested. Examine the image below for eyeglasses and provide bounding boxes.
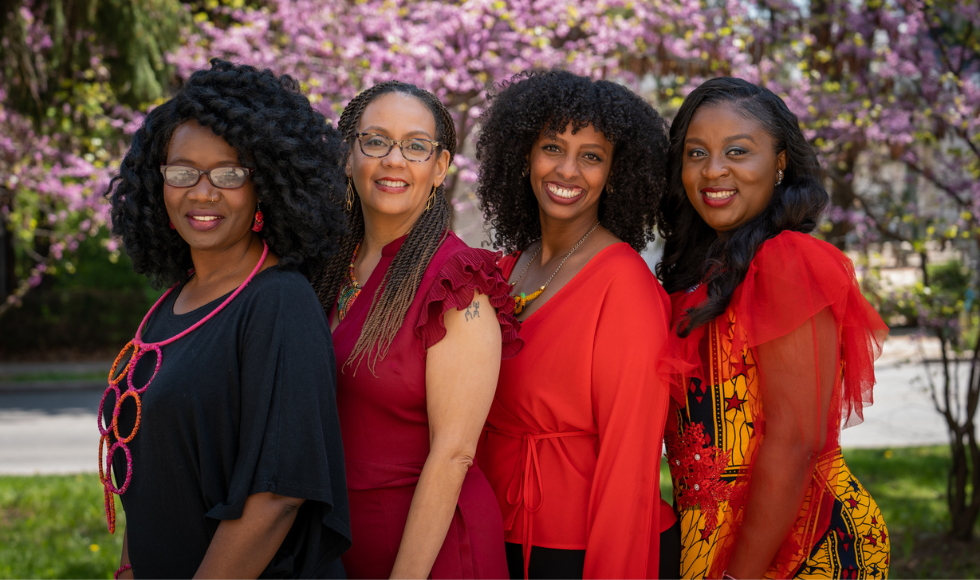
[355,132,442,163]
[159,165,253,189]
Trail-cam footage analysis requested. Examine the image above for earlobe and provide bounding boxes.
[433,149,451,188]
[777,150,787,172]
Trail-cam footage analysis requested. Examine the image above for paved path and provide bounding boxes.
[0,389,101,474]
[0,335,970,474]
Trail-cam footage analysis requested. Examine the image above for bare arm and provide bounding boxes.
[116,528,133,579]
[193,492,305,579]
[389,293,502,579]
[726,308,838,579]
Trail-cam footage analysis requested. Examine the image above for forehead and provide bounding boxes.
[686,102,770,141]
[542,122,612,149]
[358,92,437,136]
[167,120,239,162]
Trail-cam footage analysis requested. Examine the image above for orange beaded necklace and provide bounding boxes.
[510,221,600,315]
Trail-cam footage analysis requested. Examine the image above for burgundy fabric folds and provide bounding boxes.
[415,246,523,359]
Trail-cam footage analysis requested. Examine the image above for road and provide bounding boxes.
[0,335,969,474]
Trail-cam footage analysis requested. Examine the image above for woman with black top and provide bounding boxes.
[101,59,350,579]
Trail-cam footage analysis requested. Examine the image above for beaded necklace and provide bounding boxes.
[97,241,269,540]
[337,241,362,320]
[510,221,600,315]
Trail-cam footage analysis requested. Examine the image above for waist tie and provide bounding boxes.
[485,428,594,580]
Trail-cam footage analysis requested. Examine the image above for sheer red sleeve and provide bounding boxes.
[414,247,523,359]
[734,231,888,429]
[666,231,887,427]
[667,232,888,577]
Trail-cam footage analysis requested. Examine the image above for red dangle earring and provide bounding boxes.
[251,204,264,232]
[169,220,175,229]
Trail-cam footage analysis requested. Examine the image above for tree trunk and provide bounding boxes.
[0,186,13,306]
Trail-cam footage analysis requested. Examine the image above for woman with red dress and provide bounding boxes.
[474,70,678,579]
[656,77,890,579]
[310,81,521,579]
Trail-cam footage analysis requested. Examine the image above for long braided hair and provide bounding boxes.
[312,81,457,373]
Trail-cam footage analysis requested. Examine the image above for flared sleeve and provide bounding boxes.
[415,246,523,359]
[667,231,887,427]
[668,231,888,578]
[585,255,672,579]
[734,231,888,428]
[205,273,351,574]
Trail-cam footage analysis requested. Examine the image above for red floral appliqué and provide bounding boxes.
[666,422,734,536]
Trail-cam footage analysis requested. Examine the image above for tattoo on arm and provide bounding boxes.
[464,301,481,321]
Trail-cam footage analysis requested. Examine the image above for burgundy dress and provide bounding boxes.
[333,230,522,579]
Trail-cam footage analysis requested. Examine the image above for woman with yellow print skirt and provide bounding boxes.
[656,77,890,579]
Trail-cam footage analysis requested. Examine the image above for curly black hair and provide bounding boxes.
[107,59,347,288]
[475,69,669,253]
[655,77,829,336]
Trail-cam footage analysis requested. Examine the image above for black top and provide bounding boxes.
[104,266,350,579]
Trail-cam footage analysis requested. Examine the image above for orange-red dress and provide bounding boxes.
[333,230,522,579]
[664,231,890,579]
[478,243,675,579]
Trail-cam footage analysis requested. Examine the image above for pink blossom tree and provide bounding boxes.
[4,0,980,539]
[0,0,185,316]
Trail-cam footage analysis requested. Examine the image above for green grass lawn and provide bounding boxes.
[844,446,979,579]
[0,473,124,579]
[0,446,975,578]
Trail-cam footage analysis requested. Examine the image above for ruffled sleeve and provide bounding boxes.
[415,246,523,359]
[666,231,887,427]
[665,232,888,578]
[733,231,888,427]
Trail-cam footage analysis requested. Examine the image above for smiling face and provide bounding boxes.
[348,92,449,231]
[681,102,787,234]
[163,120,258,253]
[527,122,613,227]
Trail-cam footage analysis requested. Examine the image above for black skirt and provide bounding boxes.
[505,519,681,579]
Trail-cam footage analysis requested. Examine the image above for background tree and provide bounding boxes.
[0,0,186,317]
[2,0,979,539]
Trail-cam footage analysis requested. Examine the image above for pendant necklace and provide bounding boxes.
[510,221,600,315]
[337,241,362,320]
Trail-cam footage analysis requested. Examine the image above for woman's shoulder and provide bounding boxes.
[414,230,522,356]
[577,243,667,313]
[757,230,849,263]
[241,266,324,315]
[421,230,506,285]
[433,230,499,262]
[752,230,855,281]
[590,242,660,284]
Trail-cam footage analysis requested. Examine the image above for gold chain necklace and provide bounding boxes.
[510,221,600,314]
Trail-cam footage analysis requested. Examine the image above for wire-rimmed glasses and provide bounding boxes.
[160,165,253,188]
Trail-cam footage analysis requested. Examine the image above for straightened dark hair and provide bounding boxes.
[656,77,828,336]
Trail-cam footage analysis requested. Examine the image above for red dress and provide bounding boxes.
[478,243,675,579]
[333,231,522,579]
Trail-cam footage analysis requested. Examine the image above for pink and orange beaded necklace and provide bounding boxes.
[97,241,270,542]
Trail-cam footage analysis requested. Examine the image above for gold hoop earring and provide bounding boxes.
[426,185,436,211]
[346,178,355,211]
